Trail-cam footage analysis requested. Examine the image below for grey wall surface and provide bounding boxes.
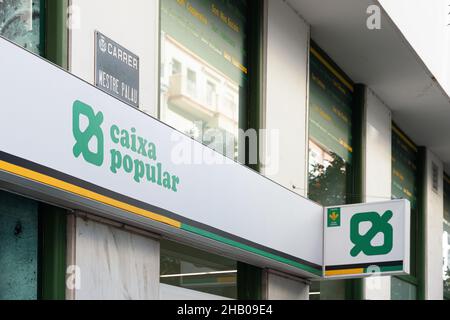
[69,216,160,300]
[265,272,309,300]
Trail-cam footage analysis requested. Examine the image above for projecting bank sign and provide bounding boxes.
[0,36,324,279]
[95,31,139,108]
[324,200,411,279]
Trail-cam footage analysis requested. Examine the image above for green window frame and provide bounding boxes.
[0,0,68,66]
[391,123,425,300]
[307,42,364,300]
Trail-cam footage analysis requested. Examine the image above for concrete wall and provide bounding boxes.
[67,215,160,300]
[362,88,446,300]
[424,150,444,300]
[265,271,310,300]
[262,0,310,196]
[378,0,450,97]
[69,0,159,116]
[362,88,392,300]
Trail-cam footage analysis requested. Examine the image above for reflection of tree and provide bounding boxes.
[445,267,450,296]
[308,152,348,207]
[0,0,40,54]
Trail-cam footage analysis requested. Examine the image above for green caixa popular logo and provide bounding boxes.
[327,208,341,227]
[72,100,181,193]
[72,100,105,167]
[350,210,394,257]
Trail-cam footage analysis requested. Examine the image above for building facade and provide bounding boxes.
[0,0,449,300]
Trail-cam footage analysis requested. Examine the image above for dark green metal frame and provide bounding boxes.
[44,0,68,69]
[391,125,426,300]
[345,84,366,300]
[243,0,264,172]
[38,204,67,300]
[238,0,265,299]
[38,0,69,300]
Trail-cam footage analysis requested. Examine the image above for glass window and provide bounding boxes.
[172,59,182,76]
[160,240,237,299]
[187,68,197,96]
[308,44,355,300]
[444,175,450,299]
[0,191,39,300]
[0,0,42,55]
[206,80,216,107]
[160,0,248,160]
[308,45,354,207]
[391,277,417,300]
[391,124,420,298]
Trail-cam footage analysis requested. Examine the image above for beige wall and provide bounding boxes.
[362,88,393,300]
[424,150,444,300]
[262,0,310,197]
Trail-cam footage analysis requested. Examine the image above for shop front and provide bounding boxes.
[0,0,447,301]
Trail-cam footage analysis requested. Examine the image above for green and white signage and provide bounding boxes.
[324,200,411,279]
[0,36,324,279]
[0,36,412,281]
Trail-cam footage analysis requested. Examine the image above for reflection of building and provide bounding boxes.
[308,140,333,176]
[160,34,239,156]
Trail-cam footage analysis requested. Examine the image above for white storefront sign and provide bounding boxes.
[0,37,323,278]
[324,200,410,279]
[0,37,412,281]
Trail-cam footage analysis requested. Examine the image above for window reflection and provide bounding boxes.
[307,44,354,300]
[160,240,238,299]
[0,0,41,55]
[160,0,248,160]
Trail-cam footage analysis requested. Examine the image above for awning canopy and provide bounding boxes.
[288,0,450,171]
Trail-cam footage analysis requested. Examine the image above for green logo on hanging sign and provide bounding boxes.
[350,210,393,257]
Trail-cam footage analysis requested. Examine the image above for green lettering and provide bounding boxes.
[131,128,137,152]
[145,164,156,183]
[120,129,130,149]
[123,155,133,173]
[171,176,180,192]
[148,143,157,161]
[133,159,145,183]
[137,137,148,157]
[163,172,172,189]
[157,163,163,186]
[110,125,120,144]
[110,149,122,173]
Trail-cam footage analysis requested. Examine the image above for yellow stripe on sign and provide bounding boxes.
[325,268,364,277]
[0,160,182,229]
[310,47,354,93]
